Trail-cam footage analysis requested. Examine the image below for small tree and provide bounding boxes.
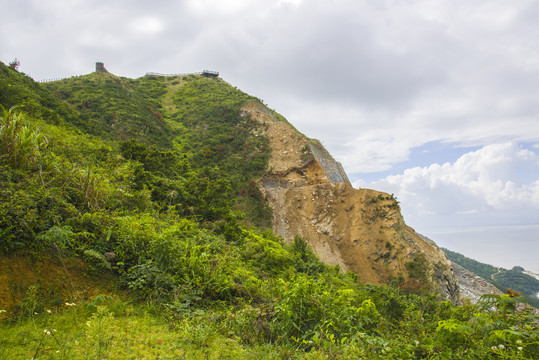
[8,58,20,71]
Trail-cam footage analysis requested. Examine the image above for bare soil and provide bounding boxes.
[244,102,460,301]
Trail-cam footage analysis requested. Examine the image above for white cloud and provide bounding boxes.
[130,17,165,35]
[354,143,539,219]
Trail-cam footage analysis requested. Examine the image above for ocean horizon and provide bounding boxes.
[427,228,539,274]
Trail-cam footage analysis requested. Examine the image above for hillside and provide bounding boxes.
[1,61,538,359]
[38,66,460,301]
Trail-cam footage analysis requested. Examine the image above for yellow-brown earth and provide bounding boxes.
[244,101,460,302]
[0,254,115,320]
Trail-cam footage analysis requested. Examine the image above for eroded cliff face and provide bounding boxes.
[243,101,460,303]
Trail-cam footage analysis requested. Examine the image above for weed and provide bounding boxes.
[20,285,39,319]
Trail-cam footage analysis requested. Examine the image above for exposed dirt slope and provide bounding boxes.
[244,102,460,302]
[0,255,114,320]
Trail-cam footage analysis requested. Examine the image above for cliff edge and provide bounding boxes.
[243,101,460,302]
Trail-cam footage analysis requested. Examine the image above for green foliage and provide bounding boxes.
[444,247,499,281]
[290,235,327,275]
[43,72,174,147]
[169,77,271,225]
[0,164,79,253]
[83,249,113,271]
[273,274,381,348]
[494,271,539,299]
[241,231,292,274]
[36,225,77,250]
[119,139,235,221]
[0,105,48,169]
[0,61,80,127]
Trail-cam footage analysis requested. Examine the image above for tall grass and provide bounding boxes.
[0,105,48,169]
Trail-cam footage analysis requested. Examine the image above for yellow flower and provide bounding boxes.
[47,309,52,314]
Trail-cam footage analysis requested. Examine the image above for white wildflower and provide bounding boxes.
[43,329,51,335]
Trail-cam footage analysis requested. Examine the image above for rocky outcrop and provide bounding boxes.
[451,262,503,303]
[244,101,460,303]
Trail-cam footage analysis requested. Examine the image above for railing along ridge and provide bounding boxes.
[38,77,71,83]
[145,70,219,77]
[38,70,219,83]
[145,72,201,77]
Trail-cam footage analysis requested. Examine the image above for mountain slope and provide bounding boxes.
[39,67,460,301]
[2,62,459,300]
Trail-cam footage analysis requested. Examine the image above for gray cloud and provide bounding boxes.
[3,0,538,171]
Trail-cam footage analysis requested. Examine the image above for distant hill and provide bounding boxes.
[443,248,539,307]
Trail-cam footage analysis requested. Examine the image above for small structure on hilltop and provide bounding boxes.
[96,62,107,72]
[202,70,219,78]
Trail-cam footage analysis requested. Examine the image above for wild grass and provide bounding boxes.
[0,296,296,359]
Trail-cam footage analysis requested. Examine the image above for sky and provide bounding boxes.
[2,0,538,272]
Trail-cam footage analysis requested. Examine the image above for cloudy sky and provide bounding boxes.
[2,0,538,271]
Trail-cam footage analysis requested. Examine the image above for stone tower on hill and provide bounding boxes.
[95,62,107,72]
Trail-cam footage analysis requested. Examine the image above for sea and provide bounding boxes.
[425,228,539,274]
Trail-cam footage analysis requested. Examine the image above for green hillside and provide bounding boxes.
[42,72,271,227]
[0,62,537,359]
[42,72,173,147]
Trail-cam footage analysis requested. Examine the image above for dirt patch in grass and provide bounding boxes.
[0,254,116,320]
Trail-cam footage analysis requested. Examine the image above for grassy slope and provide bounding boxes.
[43,72,272,227]
[42,71,174,148]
